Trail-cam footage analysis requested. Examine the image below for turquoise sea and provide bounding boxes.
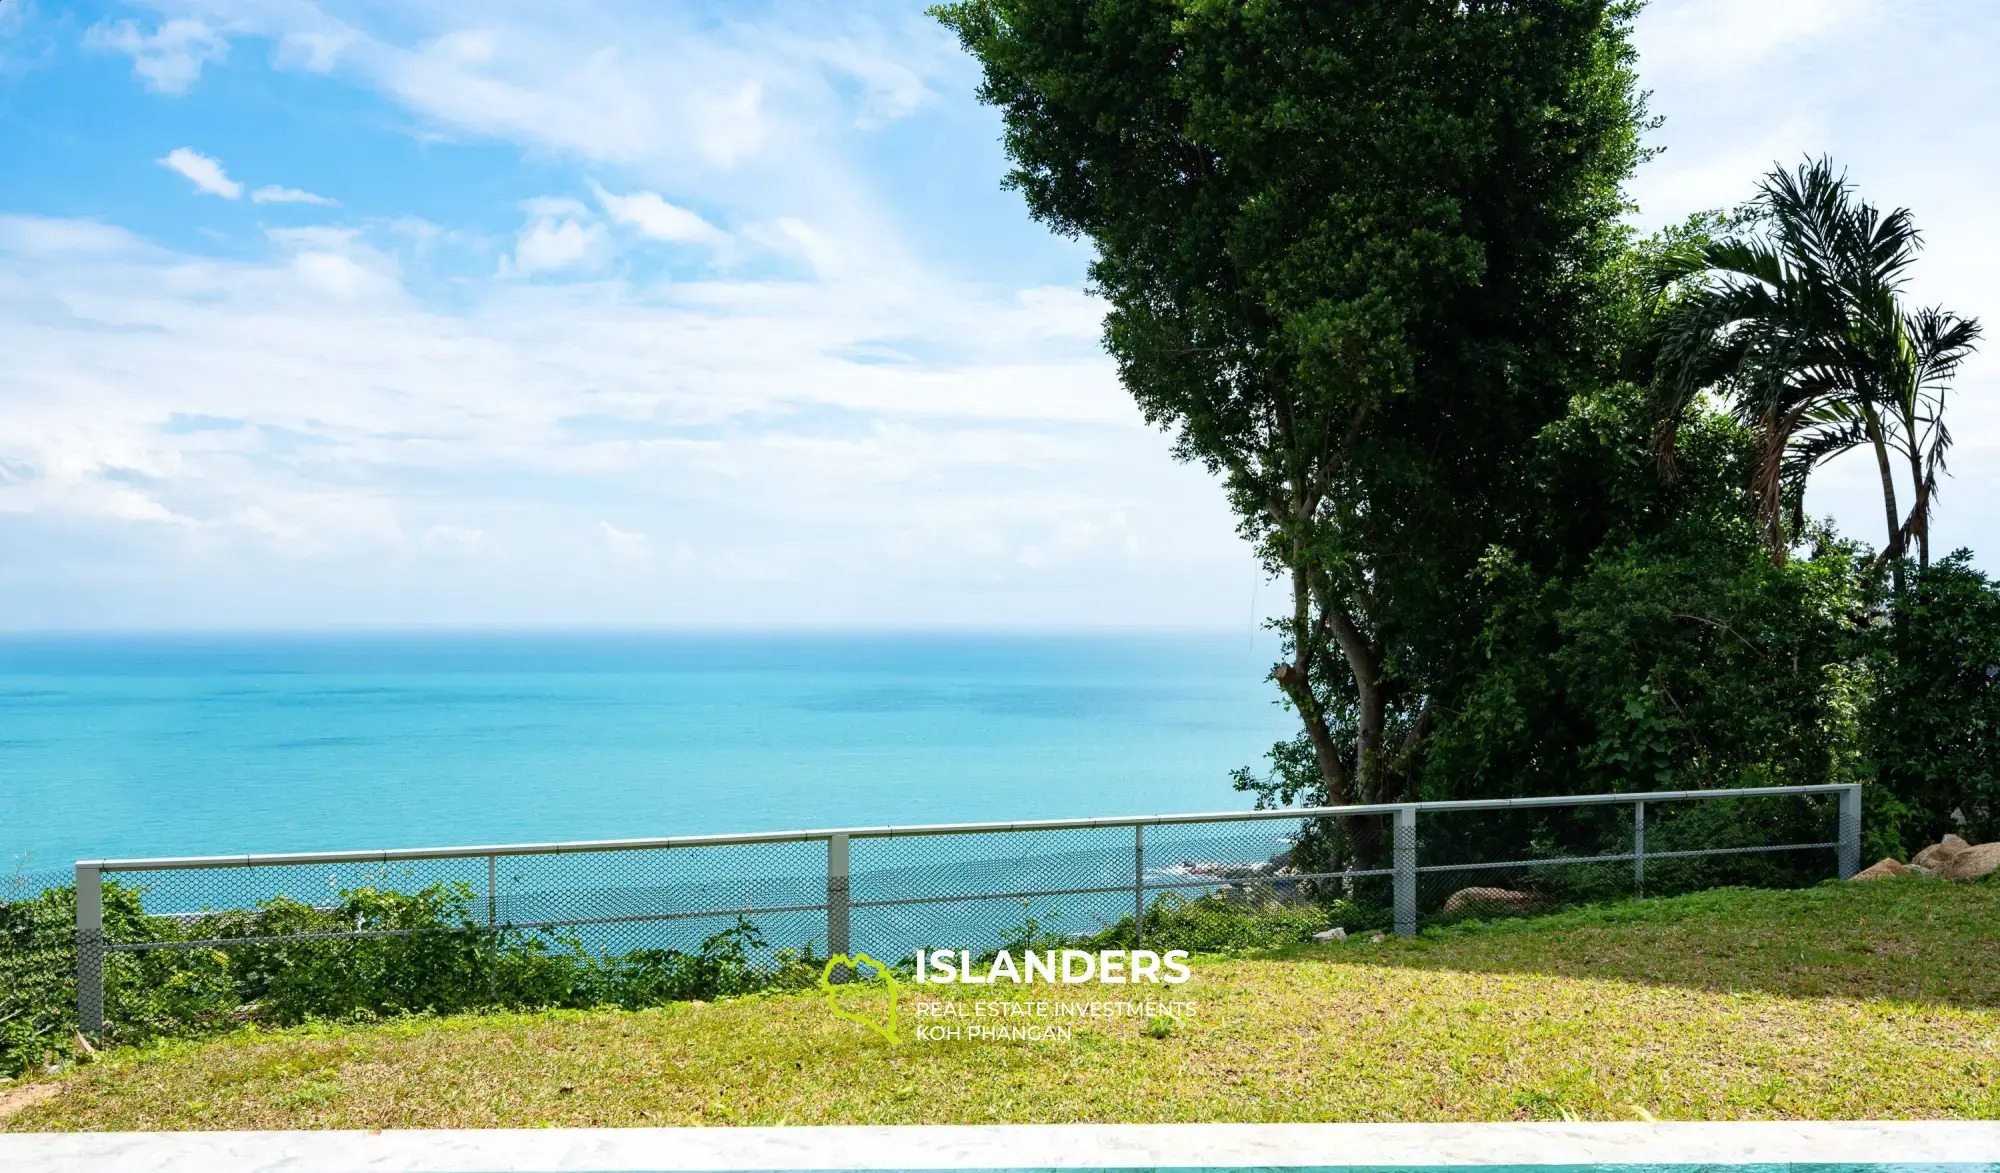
[0,633,1292,881]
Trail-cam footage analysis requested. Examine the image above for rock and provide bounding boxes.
[1369,933,1386,944]
[1938,841,2000,882]
[1312,927,1347,944]
[1913,834,1973,871]
[1441,886,1540,916]
[1850,857,1910,882]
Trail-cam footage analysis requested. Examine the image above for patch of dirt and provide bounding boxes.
[0,1081,62,1121]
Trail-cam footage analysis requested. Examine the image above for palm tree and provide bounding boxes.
[1651,158,1981,574]
[1802,262,1980,576]
[1879,305,1982,568]
[1650,160,1862,563]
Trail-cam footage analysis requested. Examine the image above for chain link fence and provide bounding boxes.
[16,783,1859,1057]
[1,865,80,1074]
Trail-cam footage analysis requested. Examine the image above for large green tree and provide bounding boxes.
[936,0,1649,814]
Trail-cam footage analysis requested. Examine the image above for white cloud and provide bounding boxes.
[274,29,358,73]
[0,214,1257,627]
[265,227,402,300]
[108,1,955,184]
[158,148,243,200]
[789,33,934,128]
[1638,0,1879,76]
[597,521,650,564]
[422,524,489,556]
[1,0,51,77]
[37,0,1998,630]
[1629,118,1827,223]
[508,213,605,276]
[589,181,727,249]
[428,28,499,69]
[290,251,382,299]
[155,152,332,208]
[85,18,227,96]
[520,196,591,219]
[0,217,142,256]
[251,185,337,206]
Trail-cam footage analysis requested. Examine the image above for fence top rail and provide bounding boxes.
[75,782,1857,873]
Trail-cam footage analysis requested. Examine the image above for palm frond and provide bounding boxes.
[1645,156,1969,562]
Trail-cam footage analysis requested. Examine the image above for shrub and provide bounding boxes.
[1086,891,1369,954]
[0,880,820,1079]
[0,880,239,1079]
[1866,553,2000,851]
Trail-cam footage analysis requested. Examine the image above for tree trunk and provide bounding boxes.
[1274,660,1346,798]
[1274,566,1349,802]
[1862,405,1907,596]
[1328,609,1388,802]
[1327,608,1393,869]
[1906,448,1931,569]
[1754,431,1789,566]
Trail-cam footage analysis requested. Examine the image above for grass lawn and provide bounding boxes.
[5,876,1997,1130]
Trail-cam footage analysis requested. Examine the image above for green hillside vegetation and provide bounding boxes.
[6,876,1995,1131]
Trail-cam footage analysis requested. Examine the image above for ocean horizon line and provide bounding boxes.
[0,624,1278,640]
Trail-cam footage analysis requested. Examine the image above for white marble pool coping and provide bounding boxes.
[2,1122,1997,1173]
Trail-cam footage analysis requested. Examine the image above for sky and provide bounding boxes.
[0,0,1995,630]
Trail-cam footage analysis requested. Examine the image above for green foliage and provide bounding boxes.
[0,881,816,1080]
[1234,383,1874,884]
[1368,393,1874,896]
[0,886,80,1077]
[1427,518,1870,799]
[0,881,238,1080]
[588,920,809,1009]
[1086,891,1368,954]
[1418,383,1873,801]
[1866,553,2000,849]
[224,885,494,1022]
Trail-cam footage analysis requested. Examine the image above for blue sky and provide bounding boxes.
[1,0,1996,629]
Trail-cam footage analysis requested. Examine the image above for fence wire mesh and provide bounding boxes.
[0,784,1858,1063]
[1,865,79,1072]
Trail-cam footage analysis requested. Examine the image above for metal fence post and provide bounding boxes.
[826,833,850,981]
[1133,823,1145,948]
[75,864,104,1039]
[1392,806,1417,936]
[486,853,498,1004]
[1633,800,1646,897]
[1838,784,1862,879]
